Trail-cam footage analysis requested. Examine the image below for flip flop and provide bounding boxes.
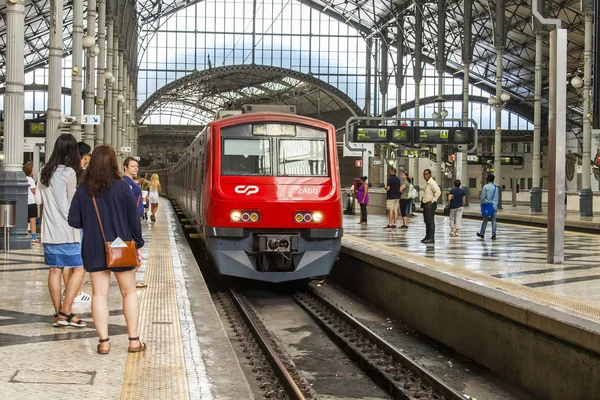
[136,282,148,288]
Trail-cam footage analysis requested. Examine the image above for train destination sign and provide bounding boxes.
[397,148,430,158]
[352,125,415,144]
[418,128,450,144]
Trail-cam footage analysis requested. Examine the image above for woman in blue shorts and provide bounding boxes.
[38,134,87,328]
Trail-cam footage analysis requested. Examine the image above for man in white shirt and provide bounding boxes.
[421,169,441,244]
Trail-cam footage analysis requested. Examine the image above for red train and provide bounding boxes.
[162,110,343,282]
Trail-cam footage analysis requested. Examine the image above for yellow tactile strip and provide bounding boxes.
[343,234,600,323]
[121,223,190,400]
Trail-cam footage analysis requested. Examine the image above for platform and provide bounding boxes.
[0,198,253,399]
[339,214,600,399]
[343,213,600,310]
[427,203,600,232]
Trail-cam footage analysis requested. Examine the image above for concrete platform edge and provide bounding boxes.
[336,242,600,400]
[340,242,600,353]
[167,203,255,400]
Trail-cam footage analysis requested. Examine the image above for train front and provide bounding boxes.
[204,113,342,283]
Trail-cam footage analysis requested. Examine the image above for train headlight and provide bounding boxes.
[230,211,242,222]
[312,212,323,223]
[294,211,323,223]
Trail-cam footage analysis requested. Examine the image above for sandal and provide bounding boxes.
[128,337,147,353]
[57,311,87,328]
[97,338,111,355]
[136,282,148,289]
[52,314,60,327]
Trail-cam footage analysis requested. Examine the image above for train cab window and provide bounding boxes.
[222,139,271,176]
[278,140,327,176]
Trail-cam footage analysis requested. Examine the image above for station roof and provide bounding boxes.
[0,0,586,131]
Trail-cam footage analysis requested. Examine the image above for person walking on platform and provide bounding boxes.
[399,171,411,229]
[357,176,369,224]
[38,134,87,328]
[447,179,466,237]
[68,145,145,355]
[477,174,499,240]
[421,169,441,244]
[384,167,401,229]
[148,174,162,222]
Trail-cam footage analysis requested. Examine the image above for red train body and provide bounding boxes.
[164,112,343,282]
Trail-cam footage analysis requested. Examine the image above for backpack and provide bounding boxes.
[408,184,418,199]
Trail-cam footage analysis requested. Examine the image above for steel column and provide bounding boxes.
[46,0,63,158]
[530,34,543,211]
[579,13,593,216]
[70,0,84,141]
[0,0,30,249]
[547,29,567,263]
[84,0,97,147]
[96,0,106,146]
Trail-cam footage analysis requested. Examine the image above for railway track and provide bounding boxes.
[219,285,465,400]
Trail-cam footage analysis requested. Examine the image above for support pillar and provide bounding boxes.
[530,33,544,211]
[547,28,568,263]
[111,38,120,154]
[95,0,106,146]
[83,0,97,147]
[0,0,30,249]
[46,0,63,158]
[461,63,470,205]
[580,12,594,216]
[493,49,504,209]
[70,0,84,141]
[104,15,114,147]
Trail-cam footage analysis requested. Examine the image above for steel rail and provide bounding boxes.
[300,287,465,400]
[228,288,306,400]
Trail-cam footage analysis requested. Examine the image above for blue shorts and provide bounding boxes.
[44,243,83,268]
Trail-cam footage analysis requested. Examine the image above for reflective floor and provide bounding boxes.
[0,199,252,399]
[343,213,600,309]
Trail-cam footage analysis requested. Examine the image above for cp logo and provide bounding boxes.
[234,185,259,195]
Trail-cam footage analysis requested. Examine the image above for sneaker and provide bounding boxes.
[32,239,41,245]
[476,233,484,239]
[391,224,397,229]
[400,225,408,229]
[74,291,91,303]
[384,225,393,229]
[491,235,497,240]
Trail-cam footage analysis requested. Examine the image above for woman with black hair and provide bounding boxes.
[38,133,87,328]
[357,176,369,224]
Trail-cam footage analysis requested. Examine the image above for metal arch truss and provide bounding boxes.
[138,64,363,124]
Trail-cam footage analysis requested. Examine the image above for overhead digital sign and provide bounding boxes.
[467,155,524,166]
[397,148,430,158]
[352,125,415,144]
[414,127,475,145]
[354,126,388,142]
[418,128,450,144]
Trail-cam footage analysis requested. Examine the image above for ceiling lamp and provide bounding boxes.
[103,70,113,80]
[500,92,511,102]
[440,109,449,118]
[82,35,95,48]
[571,76,584,89]
[431,111,440,119]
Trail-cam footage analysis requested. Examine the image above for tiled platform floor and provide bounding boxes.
[0,198,252,399]
[343,213,600,311]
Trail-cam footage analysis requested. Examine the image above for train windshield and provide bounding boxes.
[222,139,272,176]
[278,140,327,176]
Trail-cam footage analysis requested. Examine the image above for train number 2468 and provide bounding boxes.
[297,187,319,195]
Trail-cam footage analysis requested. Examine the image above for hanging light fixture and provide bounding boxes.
[103,70,113,80]
[82,35,95,48]
[431,111,440,119]
[440,109,449,118]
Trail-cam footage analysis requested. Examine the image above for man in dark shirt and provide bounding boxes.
[384,167,401,229]
[123,157,144,218]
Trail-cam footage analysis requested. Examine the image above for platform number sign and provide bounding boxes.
[355,160,363,167]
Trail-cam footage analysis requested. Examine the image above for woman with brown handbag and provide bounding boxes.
[68,145,145,354]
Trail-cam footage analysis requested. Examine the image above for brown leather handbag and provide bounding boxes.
[93,197,138,268]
